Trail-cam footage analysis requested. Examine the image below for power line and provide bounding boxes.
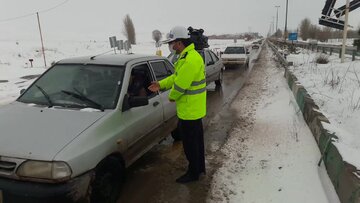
[0,0,70,23]
[38,0,70,14]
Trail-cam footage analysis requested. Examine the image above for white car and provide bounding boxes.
[0,54,178,202]
[221,46,249,68]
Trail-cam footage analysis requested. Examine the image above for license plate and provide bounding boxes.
[0,190,3,203]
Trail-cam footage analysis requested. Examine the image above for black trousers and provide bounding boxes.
[178,118,205,178]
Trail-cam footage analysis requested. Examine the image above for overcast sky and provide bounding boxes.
[0,0,359,41]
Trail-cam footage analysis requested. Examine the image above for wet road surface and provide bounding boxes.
[117,50,262,203]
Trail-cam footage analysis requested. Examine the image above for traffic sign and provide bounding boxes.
[288,33,298,41]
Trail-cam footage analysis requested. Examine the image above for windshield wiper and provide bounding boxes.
[61,89,104,111]
[35,85,53,107]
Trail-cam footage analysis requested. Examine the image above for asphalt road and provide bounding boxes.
[117,49,261,203]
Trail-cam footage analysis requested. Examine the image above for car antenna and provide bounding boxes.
[90,50,114,60]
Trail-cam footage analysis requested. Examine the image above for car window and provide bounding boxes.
[198,51,205,63]
[164,60,175,74]
[224,47,245,54]
[17,64,124,109]
[150,61,173,81]
[204,51,213,65]
[209,51,219,62]
[128,63,156,98]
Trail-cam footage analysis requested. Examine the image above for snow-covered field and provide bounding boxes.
[297,38,356,47]
[0,39,249,105]
[287,49,360,170]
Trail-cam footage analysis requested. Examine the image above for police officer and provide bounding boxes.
[148,26,206,183]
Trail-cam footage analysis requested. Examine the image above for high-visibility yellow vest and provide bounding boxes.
[159,43,206,120]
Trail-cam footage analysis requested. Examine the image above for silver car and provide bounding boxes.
[168,49,225,87]
[0,54,177,202]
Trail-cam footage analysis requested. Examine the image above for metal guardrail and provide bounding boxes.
[270,39,359,61]
[267,40,290,67]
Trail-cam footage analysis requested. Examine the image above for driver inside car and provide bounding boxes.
[128,70,147,97]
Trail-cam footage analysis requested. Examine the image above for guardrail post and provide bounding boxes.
[322,47,326,54]
[311,45,314,51]
[339,49,342,58]
[330,48,333,55]
[353,50,356,61]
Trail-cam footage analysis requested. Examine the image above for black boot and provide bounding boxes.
[176,173,199,184]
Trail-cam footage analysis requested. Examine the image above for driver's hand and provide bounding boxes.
[148,81,160,92]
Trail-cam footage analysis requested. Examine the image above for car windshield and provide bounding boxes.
[18,64,125,110]
[224,47,245,54]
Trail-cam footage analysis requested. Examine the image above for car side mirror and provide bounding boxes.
[20,89,26,95]
[122,94,149,111]
[129,96,149,107]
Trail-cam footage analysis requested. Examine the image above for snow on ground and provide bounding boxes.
[287,49,360,170]
[208,46,339,203]
[297,39,355,47]
[0,38,251,105]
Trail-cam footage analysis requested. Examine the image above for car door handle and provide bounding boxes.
[153,101,160,107]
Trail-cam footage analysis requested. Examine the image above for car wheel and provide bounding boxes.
[90,157,125,203]
[171,127,182,141]
[215,70,223,86]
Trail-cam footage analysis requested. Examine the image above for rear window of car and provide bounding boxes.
[224,47,245,54]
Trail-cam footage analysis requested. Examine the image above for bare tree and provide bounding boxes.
[123,14,136,45]
[354,28,360,51]
[299,18,311,41]
[152,30,162,47]
[318,27,332,42]
[308,24,319,40]
[274,29,283,38]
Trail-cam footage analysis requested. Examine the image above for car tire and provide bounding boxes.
[90,156,125,203]
[171,127,182,141]
[215,70,223,86]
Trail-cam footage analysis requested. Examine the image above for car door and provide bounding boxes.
[204,50,216,82]
[148,60,176,122]
[209,50,223,76]
[121,62,164,148]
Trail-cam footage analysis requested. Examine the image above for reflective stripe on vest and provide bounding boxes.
[191,79,206,86]
[174,83,206,95]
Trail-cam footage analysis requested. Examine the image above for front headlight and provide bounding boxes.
[17,161,72,182]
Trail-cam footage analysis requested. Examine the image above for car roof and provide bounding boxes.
[226,45,245,48]
[57,54,167,66]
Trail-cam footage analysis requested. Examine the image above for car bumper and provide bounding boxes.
[0,172,93,203]
[222,60,247,65]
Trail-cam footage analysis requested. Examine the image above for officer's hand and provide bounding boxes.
[148,81,160,92]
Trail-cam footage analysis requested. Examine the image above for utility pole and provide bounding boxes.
[37,12,47,68]
[272,16,275,36]
[284,0,289,41]
[275,6,280,35]
[341,0,350,63]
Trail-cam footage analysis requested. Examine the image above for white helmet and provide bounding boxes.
[162,26,190,44]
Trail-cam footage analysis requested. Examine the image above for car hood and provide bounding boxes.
[221,54,247,59]
[0,102,108,161]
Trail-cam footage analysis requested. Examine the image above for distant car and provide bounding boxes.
[252,44,260,49]
[0,54,178,202]
[221,46,249,68]
[168,49,225,86]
